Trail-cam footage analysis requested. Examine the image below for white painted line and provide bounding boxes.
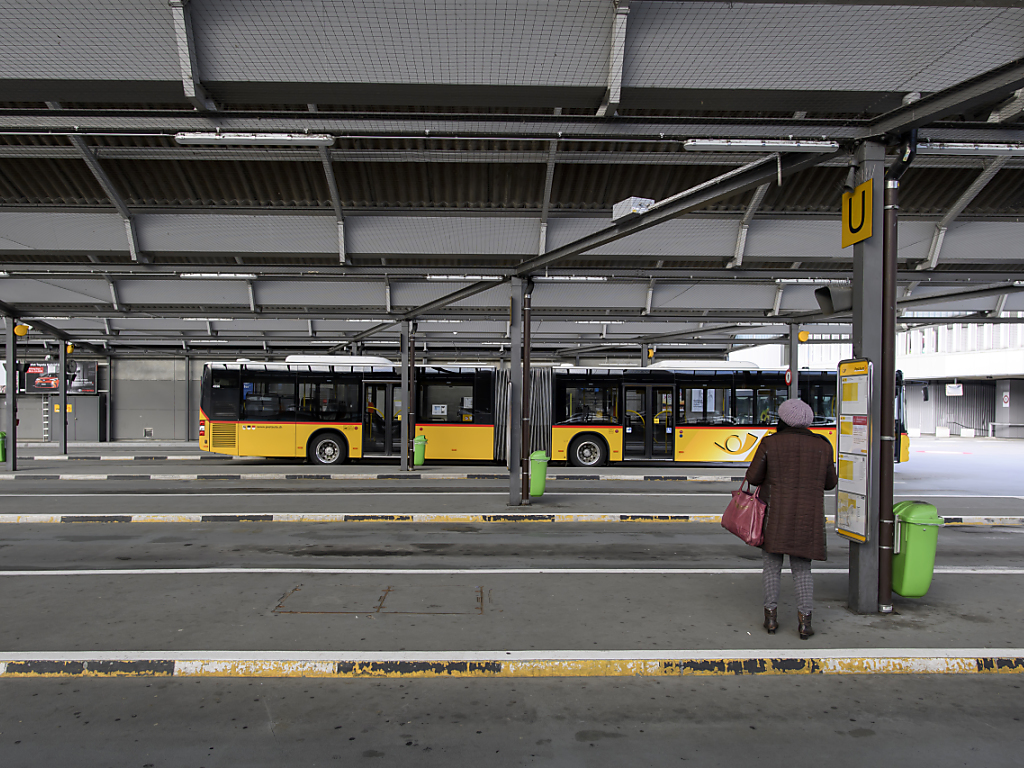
[0,648,1020,663]
[1,566,1021,577]
[0,492,509,498]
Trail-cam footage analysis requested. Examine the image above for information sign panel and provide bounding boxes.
[836,359,872,542]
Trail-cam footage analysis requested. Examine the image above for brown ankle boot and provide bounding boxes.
[798,611,814,640]
[763,607,778,634]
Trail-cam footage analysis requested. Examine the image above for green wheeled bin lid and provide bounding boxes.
[894,500,943,526]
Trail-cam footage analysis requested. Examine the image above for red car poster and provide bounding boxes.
[24,361,97,395]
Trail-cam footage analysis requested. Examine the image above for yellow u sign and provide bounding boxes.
[841,178,873,248]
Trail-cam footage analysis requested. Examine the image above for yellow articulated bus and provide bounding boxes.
[199,356,496,464]
[199,357,908,467]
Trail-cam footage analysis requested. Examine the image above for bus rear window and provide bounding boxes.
[204,370,240,420]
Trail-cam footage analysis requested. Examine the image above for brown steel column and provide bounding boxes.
[5,319,17,471]
[407,323,417,471]
[879,132,916,614]
[520,283,532,505]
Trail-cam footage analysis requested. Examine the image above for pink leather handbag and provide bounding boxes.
[721,481,766,547]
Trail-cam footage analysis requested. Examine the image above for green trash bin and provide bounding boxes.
[413,435,428,466]
[892,500,943,598]
[529,450,549,497]
[0,431,5,463]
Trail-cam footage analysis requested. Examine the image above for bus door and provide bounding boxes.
[624,386,674,459]
[363,382,403,456]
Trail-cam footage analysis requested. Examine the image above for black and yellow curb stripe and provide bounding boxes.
[3,655,1023,679]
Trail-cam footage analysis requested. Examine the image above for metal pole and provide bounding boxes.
[877,177,899,614]
[849,140,885,615]
[789,326,800,399]
[508,278,523,506]
[5,319,17,471]
[105,357,112,443]
[400,320,410,471]
[184,356,190,441]
[59,342,68,455]
[521,283,533,505]
[408,323,417,471]
[878,132,916,614]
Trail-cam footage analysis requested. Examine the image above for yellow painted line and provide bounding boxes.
[129,514,204,523]
[2,654,1022,679]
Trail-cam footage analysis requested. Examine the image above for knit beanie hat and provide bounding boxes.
[778,398,813,428]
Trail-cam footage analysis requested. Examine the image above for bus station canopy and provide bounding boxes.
[1,0,1024,361]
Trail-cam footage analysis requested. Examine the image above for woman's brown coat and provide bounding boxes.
[744,427,838,561]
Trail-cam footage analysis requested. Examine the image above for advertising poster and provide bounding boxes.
[24,361,98,395]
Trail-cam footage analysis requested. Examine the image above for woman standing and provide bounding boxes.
[745,398,838,639]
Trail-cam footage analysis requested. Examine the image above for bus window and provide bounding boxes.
[560,385,619,424]
[421,380,475,423]
[241,372,296,421]
[735,388,754,425]
[679,388,704,424]
[473,369,494,423]
[708,387,732,424]
[204,369,240,420]
[295,374,359,422]
[756,389,774,425]
[802,381,836,426]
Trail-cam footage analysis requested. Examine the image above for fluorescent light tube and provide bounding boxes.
[916,142,1024,156]
[683,139,839,152]
[175,132,334,147]
[179,273,257,280]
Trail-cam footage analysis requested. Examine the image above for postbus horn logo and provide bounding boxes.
[715,433,760,454]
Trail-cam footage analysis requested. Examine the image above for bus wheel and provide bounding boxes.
[568,435,607,468]
[310,433,348,465]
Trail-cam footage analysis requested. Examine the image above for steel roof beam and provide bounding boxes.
[515,151,835,276]
[333,277,512,349]
[309,104,346,263]
[864,58,1024,139]
[7,145,1024,169]
[168,0,217,112]
[11,110,1024,144]
[0,261,1017,284]
[596,1,629,118]
[726,182,771,269]
[45,102,147,263]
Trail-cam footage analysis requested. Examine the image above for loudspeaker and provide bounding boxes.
[814,286,853,315]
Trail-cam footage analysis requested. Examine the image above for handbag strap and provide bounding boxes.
[739,479,761,498]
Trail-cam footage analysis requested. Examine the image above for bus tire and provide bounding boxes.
[568,434,608,468]
[309,432,348,465]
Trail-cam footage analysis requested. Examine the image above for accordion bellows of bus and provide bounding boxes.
[198,357,909,467]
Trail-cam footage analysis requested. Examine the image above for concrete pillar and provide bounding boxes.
[848,141,885,615]
[400,320,410,471]
[5,319,17,471]
[788,326,799,400]
[508,277,523,506]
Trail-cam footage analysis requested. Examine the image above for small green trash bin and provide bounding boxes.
[529,450,549,497]
[413,435,428,466]
[0,431,6,463]
[892,500,943,598]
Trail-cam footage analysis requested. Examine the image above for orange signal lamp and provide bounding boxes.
[798,331,810,343]
[13,324,29,337]
[65,343,75,354]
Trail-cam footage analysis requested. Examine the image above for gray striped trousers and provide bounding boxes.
[762,550,814,614]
